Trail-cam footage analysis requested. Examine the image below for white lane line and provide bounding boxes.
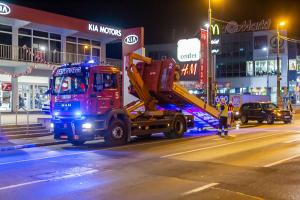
[0,169,99,191]
[283,138,300,144]
[264,154,300,167]
[161,132,284,158]
[0,135,217,166]
[182,183,219,196]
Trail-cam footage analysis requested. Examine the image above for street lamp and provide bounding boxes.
[276,21,286,107]
[207,0,213,105]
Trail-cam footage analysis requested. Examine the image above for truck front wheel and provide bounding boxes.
[104,119,128,146]
[164,116,186,139]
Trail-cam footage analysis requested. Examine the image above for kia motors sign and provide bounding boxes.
[2,82,12,91]
[177,38,201,62]
[88,23,122,37]
[0,3,10,15]
[124,34,139,45]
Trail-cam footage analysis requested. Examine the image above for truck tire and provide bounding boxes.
[104,119,128,146]
[241,115,248,124]
[267,115,274,124]
[71,140,85,146]
[164,116,186,139]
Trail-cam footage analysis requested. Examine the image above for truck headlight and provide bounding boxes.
[82,123,92,129]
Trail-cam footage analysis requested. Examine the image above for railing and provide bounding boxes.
[0,44,102,65]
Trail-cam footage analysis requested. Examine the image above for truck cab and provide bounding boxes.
[51,63,123,145]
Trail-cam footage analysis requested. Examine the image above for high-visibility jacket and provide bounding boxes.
[219,104,229,117]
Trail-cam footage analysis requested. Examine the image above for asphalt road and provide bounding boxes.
[0,118,300,200]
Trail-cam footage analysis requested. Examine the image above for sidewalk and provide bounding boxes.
[0,113,51,125]
[0,135,67,151]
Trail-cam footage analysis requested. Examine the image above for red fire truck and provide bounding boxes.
[50,54,219,146]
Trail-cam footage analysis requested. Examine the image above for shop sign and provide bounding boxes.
[2,82,12,91]
[88,24,122,37]
[225,19,271,34]
[0,3,10,15]
[211,24,220,36]
[124,34,139,45]
[177,38,201,62]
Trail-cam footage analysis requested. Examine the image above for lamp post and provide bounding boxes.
[207,0,213,105]
[262,47,269,94]
[276,21,286,107]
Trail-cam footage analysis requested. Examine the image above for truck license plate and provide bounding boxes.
[61,135,68,139]
[284,116,290,119]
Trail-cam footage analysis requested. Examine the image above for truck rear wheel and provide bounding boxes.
[164,116,186,139]
[104,119,128,146]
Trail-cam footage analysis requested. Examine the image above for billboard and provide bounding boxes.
[177,29,208,88]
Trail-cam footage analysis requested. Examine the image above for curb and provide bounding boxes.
[0,140,68,152]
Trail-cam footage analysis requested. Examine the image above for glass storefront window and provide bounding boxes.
[246,61,253,76]
[255,60,268,76]
[0,32,12,45]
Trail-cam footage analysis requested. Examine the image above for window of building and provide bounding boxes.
[50,33,61,40]
[240,62,246,77]
[33,30,48,38]
[0,24,12,32]
[92,40,101,47]
[18,36,32,48]
[19,28,32,35]
[254,36,267,49]
[246,61,254,76]
[66,36,76,43]
[0,32,12,45]
[78,38,90,44]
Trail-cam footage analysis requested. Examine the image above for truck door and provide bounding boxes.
[90,72,120,115]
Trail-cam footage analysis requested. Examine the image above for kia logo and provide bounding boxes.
[124,34,139,45]
[0,3,10,15]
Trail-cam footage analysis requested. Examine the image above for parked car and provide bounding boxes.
[42,101,50,114]
[239,102,292,124]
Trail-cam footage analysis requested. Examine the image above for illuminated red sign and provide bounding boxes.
[2,82,12,91]
[199,29,208,89]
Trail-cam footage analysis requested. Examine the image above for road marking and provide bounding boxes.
[283,138,300,144]
[161,132,284,158]
[0,169,99,191]
[181,183,219,196]
[0,135,218,166]
[263,154,300,167]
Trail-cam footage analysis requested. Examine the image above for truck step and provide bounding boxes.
[1,129,50,135]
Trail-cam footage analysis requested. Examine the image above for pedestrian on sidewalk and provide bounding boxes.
[217,98,229,137]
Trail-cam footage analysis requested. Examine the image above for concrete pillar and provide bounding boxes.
[100,42,106,64]
[11,77,18,112]
[12,27,18,60]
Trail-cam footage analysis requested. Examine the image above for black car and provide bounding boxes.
[239,102,292,124]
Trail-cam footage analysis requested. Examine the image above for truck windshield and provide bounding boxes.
[53,76,88,95]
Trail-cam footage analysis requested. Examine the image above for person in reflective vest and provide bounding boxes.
[217,98,229,136]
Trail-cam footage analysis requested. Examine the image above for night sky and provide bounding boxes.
[8,0,300,44]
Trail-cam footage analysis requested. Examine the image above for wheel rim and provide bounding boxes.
[112,126,124,139]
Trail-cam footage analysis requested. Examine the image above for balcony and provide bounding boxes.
[0,44,121,67]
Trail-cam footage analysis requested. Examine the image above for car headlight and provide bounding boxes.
[82,123,92,129]
[235,112,239,115]
[277,113,281,116]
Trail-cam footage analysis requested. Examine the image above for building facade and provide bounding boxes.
[146,20,299,104]
[0,2,125,112]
